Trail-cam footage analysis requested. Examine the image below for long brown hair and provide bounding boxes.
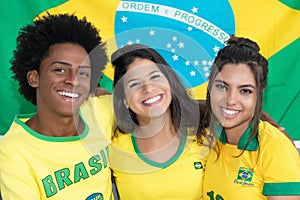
[111,44,200,139]
[201,36,268,152]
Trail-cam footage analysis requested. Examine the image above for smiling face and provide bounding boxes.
[122,58,172,125]
[29,43,91,117]
[210,63,257,136]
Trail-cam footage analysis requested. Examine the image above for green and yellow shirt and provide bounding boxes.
[110,131,209,200]
[203,120,300,200]
[0,95,114,200]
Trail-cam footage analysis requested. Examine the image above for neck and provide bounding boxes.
[224,123,249,145]
[26,111,84,137]
[135,113,181,162]
[135,115,167,138]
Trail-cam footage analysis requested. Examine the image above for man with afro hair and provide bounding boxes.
[0,13,114,199]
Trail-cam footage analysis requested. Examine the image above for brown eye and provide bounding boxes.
[129,81,141,88]
[79,71,89,78]
[150,74,160,80]
[241,89,253,94]
[215,83,226,90]
[54,68,66,73]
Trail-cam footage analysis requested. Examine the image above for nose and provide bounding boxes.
[65,71,80,87]
[225,89,237,106]
[141,82,154,94]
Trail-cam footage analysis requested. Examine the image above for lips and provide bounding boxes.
[142,94,162,105]
[57,91,81,103]
[221,107,240,116]
[57,91,79,98]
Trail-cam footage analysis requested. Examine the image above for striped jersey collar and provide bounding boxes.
[213,122,258,151]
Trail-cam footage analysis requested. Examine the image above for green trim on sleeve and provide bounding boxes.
[263,182,300,195]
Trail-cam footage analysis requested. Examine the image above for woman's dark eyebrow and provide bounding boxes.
[215,79,255,89]
[239,84,256,89]
[215,79,228,86]
[127,78,138,85]
[148,70,160,77]
[79,65,91,69]
[126,69,161,85]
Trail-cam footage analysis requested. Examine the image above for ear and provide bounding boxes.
[27,70,39,88]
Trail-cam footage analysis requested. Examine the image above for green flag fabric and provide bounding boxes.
[0,0,299,142]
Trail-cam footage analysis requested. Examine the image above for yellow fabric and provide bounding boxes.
[109,132,209,200]
[203,121,300,200]
[187,81,208,100]
[0,95,114,200]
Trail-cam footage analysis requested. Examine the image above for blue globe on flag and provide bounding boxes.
[114,0,235,88]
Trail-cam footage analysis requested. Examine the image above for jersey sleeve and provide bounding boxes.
[261,136,300,196]
[81,95,114,140]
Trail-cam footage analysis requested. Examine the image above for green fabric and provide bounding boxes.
[263,182,300,195]
[263,38,300,140]
[214,123,258,151]
[279,0,300,10]
[14,112,89,142]
[0,0,67,135]
[0,1,299,142]
[131,130,188,168]
[99,74,113,93]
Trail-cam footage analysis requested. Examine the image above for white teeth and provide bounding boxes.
[222,108,239,115]
[58,91,79,98]
[143,95,161,105]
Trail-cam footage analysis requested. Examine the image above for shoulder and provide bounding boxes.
[112,131,132,147]
[80,95,114,140]
[0,119,30,160]
[180,134,210,162]
[81,95,114,123]
[258,121,298,159]
[83,95,113,110]
[0,115,32,144]
[258,120,293,146]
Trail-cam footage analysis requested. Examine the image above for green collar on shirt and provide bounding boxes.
[131,128,188,168]
[213,122,259,151]
[15,111,89,142]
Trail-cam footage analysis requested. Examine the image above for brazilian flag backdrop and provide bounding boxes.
[0,0,299,140]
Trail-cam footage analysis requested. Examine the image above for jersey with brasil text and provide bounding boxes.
[0,95,114,200]
[203,120,300,200]
[109,130,209,200]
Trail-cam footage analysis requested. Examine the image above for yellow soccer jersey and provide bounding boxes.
[109,131,209,200]
[203,120,300,200]
[0,95,114,200]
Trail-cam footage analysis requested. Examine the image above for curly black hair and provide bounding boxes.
[10,13,108,105]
